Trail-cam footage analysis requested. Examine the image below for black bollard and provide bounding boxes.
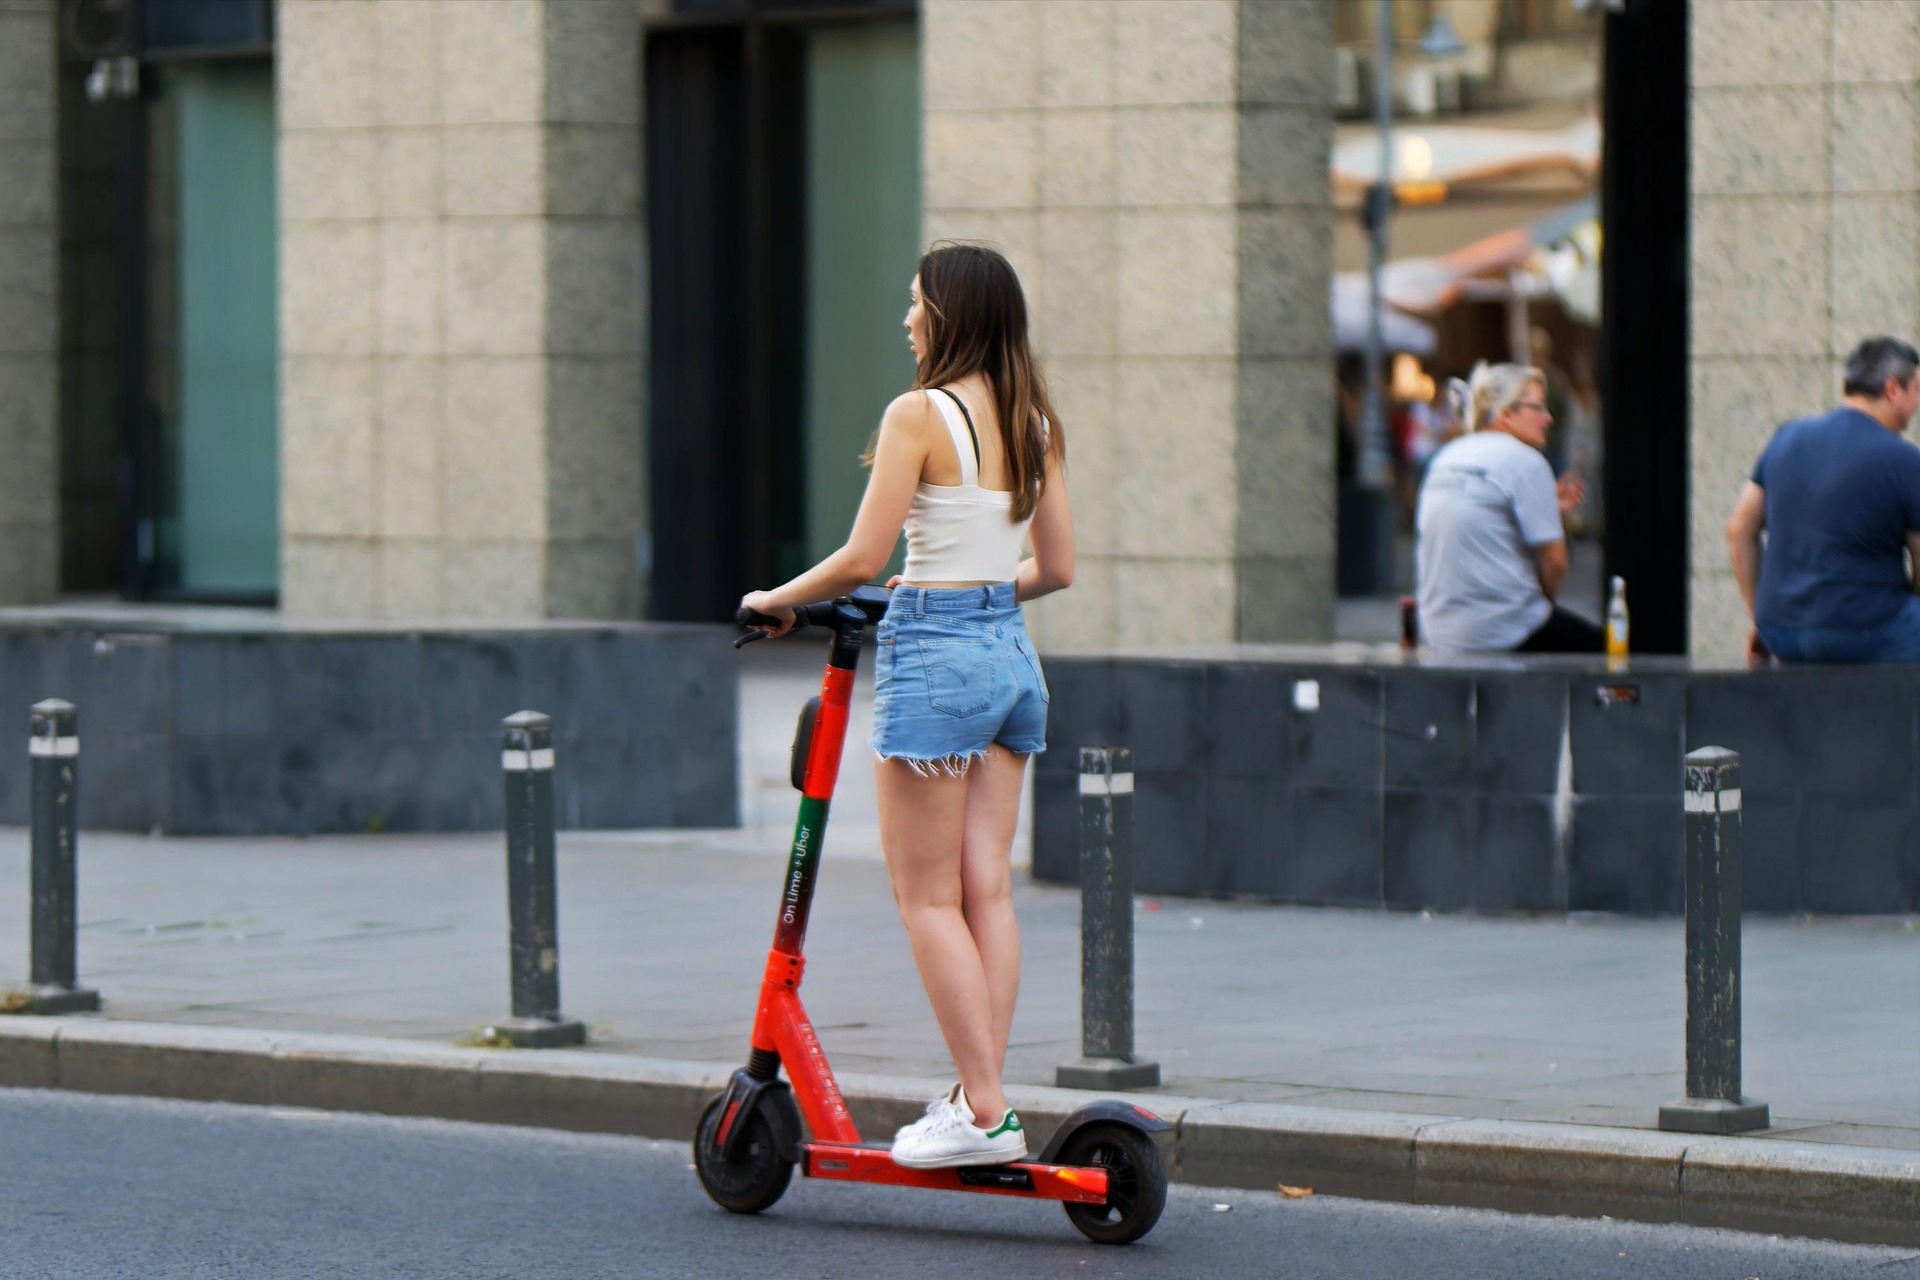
[1658,746,1768,1133]
[26,699,99,1013]
[481,711,585,1048]
[1057,747,1159,1090]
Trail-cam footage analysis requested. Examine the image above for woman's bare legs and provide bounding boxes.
[959,746,1026,1084]
[877,746,1027,1125]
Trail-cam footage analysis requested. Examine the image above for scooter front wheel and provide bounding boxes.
[1057,1123,1168,1245]
[694,1095,794,1214]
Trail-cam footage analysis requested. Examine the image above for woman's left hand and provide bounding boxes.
[739,591,797,638]
[1555,472,1586,515]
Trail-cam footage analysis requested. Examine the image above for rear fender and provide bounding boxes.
[1036,1101,1174,1165]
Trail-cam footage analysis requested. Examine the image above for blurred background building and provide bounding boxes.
[0,0,1908,660]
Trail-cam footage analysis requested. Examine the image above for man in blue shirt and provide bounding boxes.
[1726,335,1920,663]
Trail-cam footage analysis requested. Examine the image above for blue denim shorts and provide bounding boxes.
[870,583,1049,771]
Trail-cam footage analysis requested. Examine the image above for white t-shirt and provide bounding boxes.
[1415,431,1563,651]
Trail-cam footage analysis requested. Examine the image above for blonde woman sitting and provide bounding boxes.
[1414,362,1601,653]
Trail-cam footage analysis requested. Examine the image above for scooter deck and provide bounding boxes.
[801,1141,1110,1204]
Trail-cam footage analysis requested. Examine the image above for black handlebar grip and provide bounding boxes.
[736,606,780,628]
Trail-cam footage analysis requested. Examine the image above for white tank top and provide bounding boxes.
[900,388,1038,584]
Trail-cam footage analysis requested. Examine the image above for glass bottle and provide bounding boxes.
[1605,575,1630,668]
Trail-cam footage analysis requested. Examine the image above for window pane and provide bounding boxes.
[803,21,920,577]
[162,63,280,593]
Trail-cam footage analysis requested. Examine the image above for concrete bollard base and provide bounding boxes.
[24,984,100,1015]
[482,1017,586,1050]
[1658,1096,1770,1135]
[1056,1056,1160,1091]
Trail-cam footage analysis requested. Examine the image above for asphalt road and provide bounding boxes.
[0,1088,1913,1280]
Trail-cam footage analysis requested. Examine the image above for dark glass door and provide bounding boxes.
[646,22,805,623]
[644,2,915,623]
[1600,0,1688,653]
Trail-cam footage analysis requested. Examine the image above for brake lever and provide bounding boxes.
[733,629,771,650]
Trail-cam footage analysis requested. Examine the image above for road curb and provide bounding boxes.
[0,1018,1913,1247]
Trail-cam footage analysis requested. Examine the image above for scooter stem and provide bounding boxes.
[771,659,854,956]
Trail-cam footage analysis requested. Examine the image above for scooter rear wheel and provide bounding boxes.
[1057,1123,1167,1245]
[694,1095,794,1214]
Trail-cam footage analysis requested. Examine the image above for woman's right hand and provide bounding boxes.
[739,590,797,638]
[1555,472,1586,515]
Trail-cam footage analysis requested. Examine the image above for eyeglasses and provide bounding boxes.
[1512,401,1549,415]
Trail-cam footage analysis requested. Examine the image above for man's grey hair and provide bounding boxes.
[1842,335,1920,399]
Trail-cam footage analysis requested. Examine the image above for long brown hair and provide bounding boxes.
[910,242,1063,522]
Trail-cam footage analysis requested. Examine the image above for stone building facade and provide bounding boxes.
[0,0,58,606]
[276,0,646,621]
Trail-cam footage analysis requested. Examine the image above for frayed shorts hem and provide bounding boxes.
[873,742,1046,778]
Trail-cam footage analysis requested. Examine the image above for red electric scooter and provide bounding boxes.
[693,588,1169,1245]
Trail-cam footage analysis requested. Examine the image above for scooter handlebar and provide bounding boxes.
[733,605,783,648]
[732,602,825,649]
[732,587,891,647]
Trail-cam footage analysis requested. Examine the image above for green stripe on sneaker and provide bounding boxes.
[984,1110,1022,1138]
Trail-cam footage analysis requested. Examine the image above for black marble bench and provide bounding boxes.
[0,613,735,835]
[1032,646,1919,915]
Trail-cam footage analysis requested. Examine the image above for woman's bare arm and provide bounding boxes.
[744,393,931,625]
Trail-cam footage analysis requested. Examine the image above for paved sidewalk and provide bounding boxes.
[1,826,1914,1151]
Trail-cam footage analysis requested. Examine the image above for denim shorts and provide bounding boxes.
[870,583,1049,771]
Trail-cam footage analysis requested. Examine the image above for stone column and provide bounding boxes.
[0,0,60,604]
[1689,0,1920,661]
[1237,0,1338,643]
[922,0,1334,650]
[278,0,644,622]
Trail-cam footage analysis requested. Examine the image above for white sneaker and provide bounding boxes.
[890,1091,1027,1169]
[892,1082,963,1145]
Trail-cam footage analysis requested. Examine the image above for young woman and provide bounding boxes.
[739,243,1074,1169]
[1414,362,1598,653]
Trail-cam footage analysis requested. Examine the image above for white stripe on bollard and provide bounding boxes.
[1684,787,1740,814]
[501,747,556,773]
[28,736,79,758]
[1078,771,1135,796]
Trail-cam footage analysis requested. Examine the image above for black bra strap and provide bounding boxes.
[934,387,982,469]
